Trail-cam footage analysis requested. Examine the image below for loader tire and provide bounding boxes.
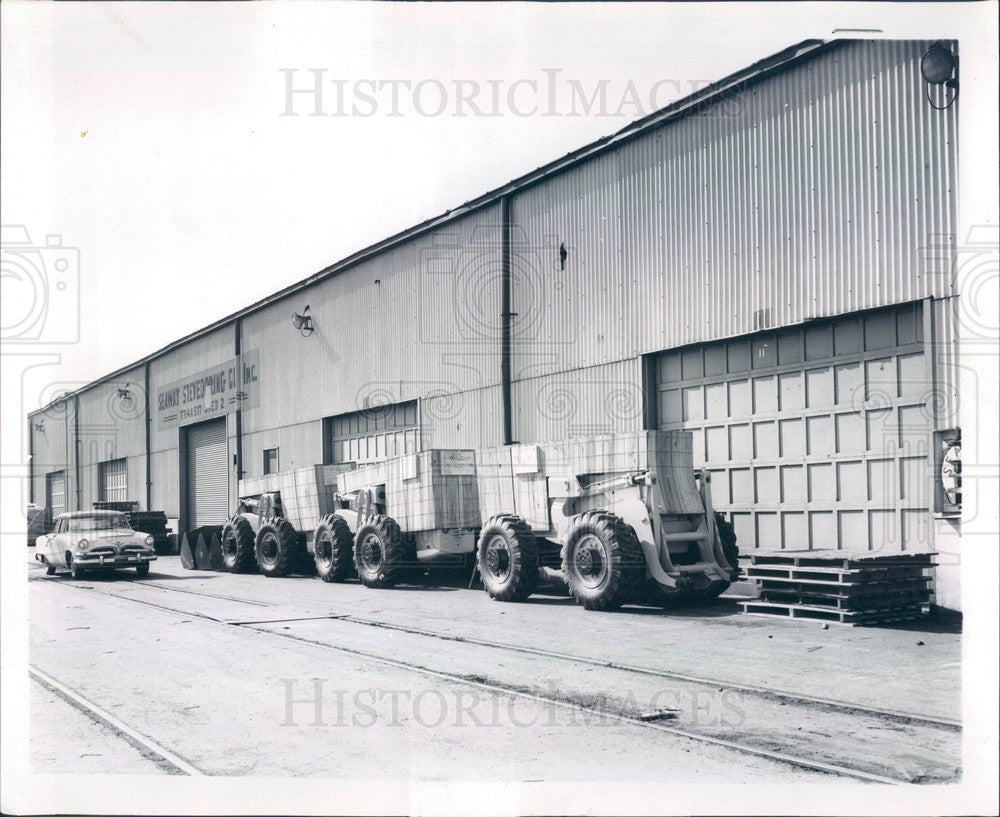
[354,515,405,589]
[477,515,539,602]
[221,514,257,574]
[715,513,740,577]
[561,511,644,611]
[686,514,740,601]
[255,517,301,578]
[314,514,355,583]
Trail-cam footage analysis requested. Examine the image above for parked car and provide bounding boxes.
[35,510,157,579]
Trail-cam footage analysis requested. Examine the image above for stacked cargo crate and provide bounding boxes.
[337,450,479,532]
[740,551,934,626]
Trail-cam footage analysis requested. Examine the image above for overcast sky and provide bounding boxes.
[2,1,994,417]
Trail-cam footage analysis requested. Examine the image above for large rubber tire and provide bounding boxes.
[353,515,405,589]
[686,514,740,601]
[221,515,257,573]
[477,515,539,602]
[68,555,84,580]
[135,562,150,578]
[561,511,644,611]
[45,562,57,576]
[255,517,301,578]
[716,513,740,577]
[314,514,355,583]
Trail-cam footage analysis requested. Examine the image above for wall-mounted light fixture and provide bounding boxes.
[292,305,314,336]
[116,382,137,412]
[33,420,45,433]
[920,41,958,110]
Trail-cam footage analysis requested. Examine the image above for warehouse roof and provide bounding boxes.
[32,37,841,416]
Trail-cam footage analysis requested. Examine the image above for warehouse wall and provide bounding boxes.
[508,40,957,380]
[239,205,503,441]
[240,420,324,479]
[74,367,147,509]
[512,358,644,443]
[421,385,505,450]
[26,40,960,598]
[29,397,74,510]
[148,325,236,518]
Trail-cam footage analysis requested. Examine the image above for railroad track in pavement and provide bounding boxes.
[29,569,961,784]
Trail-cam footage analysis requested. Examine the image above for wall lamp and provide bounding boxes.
[292,305,314,336]
[34,420,45,433]
[920,41,958,110]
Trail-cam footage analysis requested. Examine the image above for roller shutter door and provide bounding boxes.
[99,458,128,503]
[185,418,229,528]
[328,400,419,465]
[656,303,931,553]
[46,471,67,518]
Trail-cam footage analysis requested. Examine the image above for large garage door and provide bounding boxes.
[185,418,229,528]
[46,471,67,519]
[656,303,931,552]
[327,400,418,466]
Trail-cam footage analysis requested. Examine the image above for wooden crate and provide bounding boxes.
[475,431,704,532]
[337,449,479,533]
[239,464,353,532]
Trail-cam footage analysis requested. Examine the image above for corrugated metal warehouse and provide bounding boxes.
[28,39,964,609]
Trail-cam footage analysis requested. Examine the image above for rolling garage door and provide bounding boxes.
[46,471,67,519]
[656,303,931,552]
[185,418,229,528]
[99,458,128,503]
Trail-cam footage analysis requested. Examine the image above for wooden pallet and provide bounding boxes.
[758,588,931,611]
[746,564,930,584]
[757,576,931,596]
[748,550,935,570]
[740,600,929,627]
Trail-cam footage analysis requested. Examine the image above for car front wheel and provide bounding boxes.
[135,562,150,578]
[68,555,84,580]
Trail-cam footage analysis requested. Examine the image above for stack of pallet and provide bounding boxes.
[740,550,934,626]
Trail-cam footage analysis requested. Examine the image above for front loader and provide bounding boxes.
[474,431,739,610]
[221,464,357,577]
[221,451,480,585]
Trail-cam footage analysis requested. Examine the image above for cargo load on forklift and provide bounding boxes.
[221,450,480,585]
[474,430,739,610]
[219,432,738,614]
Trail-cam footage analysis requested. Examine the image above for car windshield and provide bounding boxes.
[69,514,131,532]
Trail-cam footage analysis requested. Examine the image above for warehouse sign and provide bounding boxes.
[156,350,260,430]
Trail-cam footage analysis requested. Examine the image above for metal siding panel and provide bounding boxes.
[512,359,643,443]
[150,449,180,518]
[929,296,960,429]
[77,368,147,467]
[241,421,324,480]
[509,41,956,380]
[420,385,504,450]
[240,205,503,435]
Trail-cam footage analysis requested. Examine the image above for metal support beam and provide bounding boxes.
[234,319,244,481]
[144,362,152,510]
[500,195,513,445]
[73,395,81,511]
